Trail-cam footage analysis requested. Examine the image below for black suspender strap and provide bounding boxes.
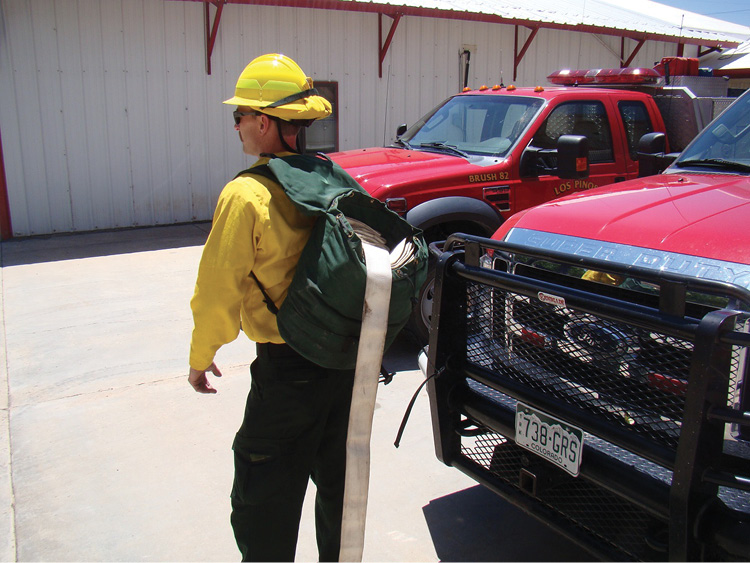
[249,271,280,315]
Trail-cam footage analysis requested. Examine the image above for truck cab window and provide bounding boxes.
[532,101,614,164]
[401,95,543,157]
[678,93,750,166]
[618,100,654,160]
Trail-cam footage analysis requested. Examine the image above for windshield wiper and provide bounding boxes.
[674,158,750,173]
[419,142,469,158]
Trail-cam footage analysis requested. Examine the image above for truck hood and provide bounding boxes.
[500,173,750,267]
[330,147,480,198]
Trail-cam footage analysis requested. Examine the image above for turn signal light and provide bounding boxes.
[520,328,546,348]
[385,197,408,215]
[647,373,687,396]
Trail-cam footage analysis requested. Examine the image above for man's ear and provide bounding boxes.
[258,114,272,135]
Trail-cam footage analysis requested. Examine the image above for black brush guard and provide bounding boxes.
[426,233,750,561]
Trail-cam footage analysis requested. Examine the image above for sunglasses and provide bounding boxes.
[233,110,261,126]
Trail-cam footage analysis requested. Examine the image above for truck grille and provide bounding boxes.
[429,234,750,561]
[461,431,659,560]
[466,281,690,451]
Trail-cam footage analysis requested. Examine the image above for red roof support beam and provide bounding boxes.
[622,38,646,67]
[378,12,402,78]
[698,46,721,58]
[0,128,12,240]
[513,25,539,81]
[204,0,226,75]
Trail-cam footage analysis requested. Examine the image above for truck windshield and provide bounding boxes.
[674,90,750,172]
[400,95,544,158]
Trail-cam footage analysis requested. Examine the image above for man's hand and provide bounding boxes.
[188,363,223,394]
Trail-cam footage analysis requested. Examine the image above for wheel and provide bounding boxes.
[406,266,436,345]
[405,220,497,345]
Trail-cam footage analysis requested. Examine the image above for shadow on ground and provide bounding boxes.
[383,329,423,373]
[0,223,211,266]
[423,485,595,562]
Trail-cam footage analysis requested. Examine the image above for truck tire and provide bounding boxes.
[404,199,503,345]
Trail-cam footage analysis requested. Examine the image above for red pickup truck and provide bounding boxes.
[423,87,750,561]
[331,68,733,341]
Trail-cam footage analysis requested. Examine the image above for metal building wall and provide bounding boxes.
[0,0,234,236]
[0,0,685,237]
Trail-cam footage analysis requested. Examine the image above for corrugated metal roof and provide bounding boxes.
[300,0,750,44]
[597,0,750,42]
[719,54,750,70]
[703,38,750,71]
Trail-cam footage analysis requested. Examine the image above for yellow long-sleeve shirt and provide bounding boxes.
[189,156,315,371]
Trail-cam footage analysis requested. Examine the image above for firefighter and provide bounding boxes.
[186,54,349,562]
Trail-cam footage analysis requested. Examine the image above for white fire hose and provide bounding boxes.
[338,221,415,562]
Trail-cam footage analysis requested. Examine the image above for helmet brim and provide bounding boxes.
[223,94,332,122]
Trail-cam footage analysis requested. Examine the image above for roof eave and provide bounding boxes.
[185,0,741,48]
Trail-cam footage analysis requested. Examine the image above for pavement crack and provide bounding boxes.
[9,366,250,409]
[0,246,19,561]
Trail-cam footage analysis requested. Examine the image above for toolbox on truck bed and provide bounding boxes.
[425,234,750,561]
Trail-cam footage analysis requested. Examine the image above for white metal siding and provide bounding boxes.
[0,0,688,236]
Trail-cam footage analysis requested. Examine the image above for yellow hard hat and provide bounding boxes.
[223,53,331,122]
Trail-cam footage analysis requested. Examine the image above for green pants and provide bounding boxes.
[231,343,355,562]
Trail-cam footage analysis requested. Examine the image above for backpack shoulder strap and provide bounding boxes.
[234,163,276,182]
[249,271,279,316]
[234,163,283,315]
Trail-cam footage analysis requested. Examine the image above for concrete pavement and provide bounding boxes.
[0,224,592,561]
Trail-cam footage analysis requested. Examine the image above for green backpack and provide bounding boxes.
[239,153,428,370]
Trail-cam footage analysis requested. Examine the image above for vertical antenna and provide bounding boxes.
[499,49,504,87]
[577,0,587,68]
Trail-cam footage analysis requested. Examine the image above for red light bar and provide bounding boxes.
[548,67,660,86]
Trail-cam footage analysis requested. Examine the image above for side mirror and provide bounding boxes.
[557,135,589,179]
[638,132,666,154]
[520,135,589,178]
[637,132,676,177]
[519,146,541,178]
[396,123,407,138]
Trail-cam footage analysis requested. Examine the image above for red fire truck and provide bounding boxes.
[331,66,734,341]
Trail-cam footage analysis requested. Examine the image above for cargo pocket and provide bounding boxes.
[231,434,288,506]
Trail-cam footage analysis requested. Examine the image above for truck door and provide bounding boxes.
[517,100,624,210]
[617,100,656,177]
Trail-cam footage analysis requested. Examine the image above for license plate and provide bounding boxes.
[515,402,584,477]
